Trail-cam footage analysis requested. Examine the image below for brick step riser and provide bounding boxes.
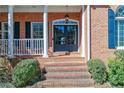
[45,75,91,79]
[44,64,86,67]
[42,80,94,87]
[45,67,88,72]
[42,84,93,88]
[44,63,86,67]
[44,64,87,67]
[38,58,83,61]
[45,69,88,72]
[39,60,83,63]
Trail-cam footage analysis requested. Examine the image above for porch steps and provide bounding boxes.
[40,59,94,88]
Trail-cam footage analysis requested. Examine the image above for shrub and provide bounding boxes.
[108,59,124,87]
[12,59,40,87]
[0,57,12,83]
[88,59,107,84]
[114,50,124,61]
[0,82,15,88]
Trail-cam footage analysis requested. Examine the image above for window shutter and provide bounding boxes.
[25,22,31,38]
[108,8,115,48]
[14,22,20,39]
[0,22,2,30]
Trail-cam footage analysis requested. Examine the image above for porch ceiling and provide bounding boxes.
[0,5,82,12]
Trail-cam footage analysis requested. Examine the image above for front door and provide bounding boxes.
[54,25,78,52]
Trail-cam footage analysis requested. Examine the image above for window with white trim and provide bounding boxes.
[116,6,124,48]
[31,22,43,38]
[2,22,8,39]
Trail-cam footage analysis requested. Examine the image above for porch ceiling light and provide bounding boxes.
[65,14,69,23]
[65,5,69,23]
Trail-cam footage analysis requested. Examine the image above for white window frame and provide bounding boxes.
[115,6,124,49]
[115,19,124,49]
[31,22,43,39]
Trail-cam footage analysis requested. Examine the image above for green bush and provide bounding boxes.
[12,59,40,87]
[0,57,12,83]
[114,50,124,61]
[108,59,124,87]
[88,59,107,84]
[0,82,15,88]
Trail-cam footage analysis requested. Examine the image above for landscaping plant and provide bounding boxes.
[0,57,12,83]
[88,59,107,84]
[108,55,124,87]
[114,50,124,61]
[0,82,15,88]
[12,59,40,87]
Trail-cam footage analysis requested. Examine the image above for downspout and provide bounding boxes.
[87,5,91,61]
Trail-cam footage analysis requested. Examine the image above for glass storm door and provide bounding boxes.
[54,25,78,52]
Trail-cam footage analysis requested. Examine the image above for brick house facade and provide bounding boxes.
[0,5,122,62]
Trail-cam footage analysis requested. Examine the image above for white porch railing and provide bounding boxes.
[0,39,44,56]
[0,39,8,55]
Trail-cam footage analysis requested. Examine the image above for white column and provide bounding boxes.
[81,5,85,58]
[87,5,91,61]
[8,5,14,58]
[43,6,48,58]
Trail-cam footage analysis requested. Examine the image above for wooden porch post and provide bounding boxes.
[43,6,48,58]
[8,5,14,58]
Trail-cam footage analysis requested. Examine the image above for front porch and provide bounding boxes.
[0,5,89,60]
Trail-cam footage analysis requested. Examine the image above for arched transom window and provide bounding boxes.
[52,19,78,25]
[116,5,124,17]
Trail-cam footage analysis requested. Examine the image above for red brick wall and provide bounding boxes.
[90,5,117,63]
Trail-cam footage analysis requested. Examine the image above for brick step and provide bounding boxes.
[45,66,88,72]
[44,62,86,67]
[45,72,91,79]
[42,79,94,87]
[37,57,83,61]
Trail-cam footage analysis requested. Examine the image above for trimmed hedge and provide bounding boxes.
[108,59,124,87]
[12,59,40,87]
[88,59,107,84]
